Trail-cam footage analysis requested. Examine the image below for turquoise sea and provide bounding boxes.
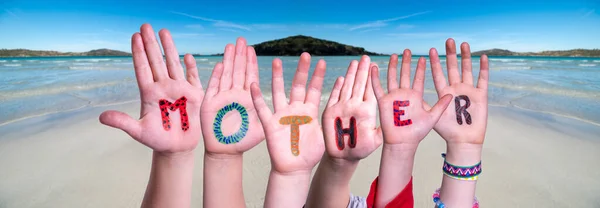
[0,56,599,126]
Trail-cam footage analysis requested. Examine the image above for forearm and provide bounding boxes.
[439,143,482,207]
[264,170,311,208]
[203,153,245,208]
[305,155,359,208]
[141,151,195,208]
[376,143,418,208]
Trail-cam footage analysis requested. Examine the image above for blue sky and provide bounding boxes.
[1,0,598,54]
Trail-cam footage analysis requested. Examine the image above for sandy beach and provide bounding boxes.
[0,100,599,208]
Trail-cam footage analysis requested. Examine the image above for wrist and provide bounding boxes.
[154,150,195,161]
[445,143,482,166]
[204,151,243,161]
[324,154,359,170]
[382,142,419,154]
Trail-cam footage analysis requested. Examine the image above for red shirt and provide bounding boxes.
[366,177,414,208]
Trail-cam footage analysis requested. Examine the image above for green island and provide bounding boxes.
[2,37,600,57]
[0,49,131,57]
[471,48,600,57]
[250,35,382,56]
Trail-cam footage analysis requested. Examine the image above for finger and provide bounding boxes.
[245,46,259,90]
[250,83,273,123]
[271,58,287,111]
[477,54,489,90]
[400,49,412,89]
[220,44,235,91]
[184,54,202,89]
[371,65,385,100]
[305,59,326,106]
[99,110,142,140]
[352,55,371,100]
[460,42,474,85]
[232,37,248,89]
[326,76,345,107]
[339,60,359,101]
[445,38,460,85]
[428,94,453,123]
[205,62,224,98]
[140,23,168,80]
[387,54,399,90]
[130,33,153,87]
[364,63,376,101]
[290,52,311,103]
[429,48,448,95]
[158,29,184,80]
[412,57,426,93]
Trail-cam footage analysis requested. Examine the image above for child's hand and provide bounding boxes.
[322,55,382,161]
[250,53,326,174]
[99,24,204,155]
[200,37,265,156]
[429,39,489,146]
[371,50,452,146]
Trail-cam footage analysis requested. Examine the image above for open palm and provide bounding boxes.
[429,39,489,144]
[99,24,204,153]
[200,38,265,155]
[372,50,452,145]
[322,56,382,161]
[251,53,326,173]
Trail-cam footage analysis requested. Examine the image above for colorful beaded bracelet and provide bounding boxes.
[432,188,479,208]
[441,153,481,180]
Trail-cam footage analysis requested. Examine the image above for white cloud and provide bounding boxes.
[170,33,214,38]
[219,28,241,33]
[358,28,380,34]
[349,11,430,31]
[185,24,204,30]
[583,9,595,17]
[4,9,18,18]
[213,21,251,31]
[171,11,251,31]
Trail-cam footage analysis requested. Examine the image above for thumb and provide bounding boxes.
[428,94,453,123]
[99,110,142,139]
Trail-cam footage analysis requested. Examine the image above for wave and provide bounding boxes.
[3,64,22,67]
[593,60,600,63]
[579,64,597,67]
[0,60,6,63]
[74,58,111,62]
[505,62,528,66]
[494,66,532,70]
[198,58,209,61]
[68,66,96,70]
[488,82,600,100]
[72,62,94,66]
[0,81,124,100]
[491,58,526,62]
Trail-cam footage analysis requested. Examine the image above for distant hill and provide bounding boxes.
[252,35,382,56]
[472,48,600,57]
[0,48,131,57]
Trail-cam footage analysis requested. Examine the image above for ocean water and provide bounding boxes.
[0,56,599,126]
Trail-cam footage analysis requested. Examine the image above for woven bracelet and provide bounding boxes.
[432,188,479,208]
[441,153,482,180]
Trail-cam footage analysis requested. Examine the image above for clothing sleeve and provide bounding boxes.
[346,193,368,208]
[365,176,414,208]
